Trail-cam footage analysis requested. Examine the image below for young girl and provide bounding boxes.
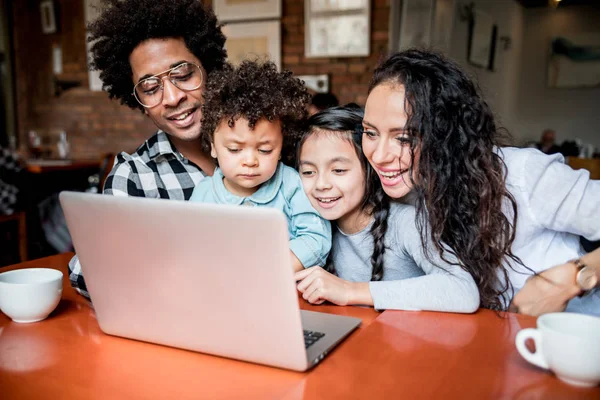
[362,49,600,313]
[294,105,479,313]
[190,60,331,272]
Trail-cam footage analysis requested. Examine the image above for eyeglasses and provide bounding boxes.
[133,62,203,108]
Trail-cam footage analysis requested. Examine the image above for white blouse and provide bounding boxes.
[499,147,599,314]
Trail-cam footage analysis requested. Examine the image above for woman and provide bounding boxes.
[361,49,600,313]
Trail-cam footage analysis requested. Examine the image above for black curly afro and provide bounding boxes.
[88,0,227,110]
[201,60,310,164]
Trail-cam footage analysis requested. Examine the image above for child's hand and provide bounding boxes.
[294,266,354,306]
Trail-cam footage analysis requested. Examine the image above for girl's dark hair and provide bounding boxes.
[298,104,390,281]
[369,49,522,310]
[88,0,227,110]
[200,60,309,164]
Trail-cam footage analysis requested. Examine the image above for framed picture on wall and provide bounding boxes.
[547,33,600,88]
[213,0,281,22]
[399,0,434,50]
[305,0,371,58]
[468,10,497,70]
[431,0,456,54]
[84,0,103,91]
[389,0,455,54]
[40,0,57,34]
[222,21,281,69]
[296,74,330,93]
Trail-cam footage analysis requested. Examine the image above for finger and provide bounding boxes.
[297,271,318,293]
[294,266,317,282]
[297,269,326,293]
[307,287,325,304]
[302,281,316,301]
[508,302,519,313]
[303,281,322,302]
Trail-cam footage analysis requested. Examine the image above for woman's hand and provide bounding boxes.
[509,261,581,316]
[294,266,358,306]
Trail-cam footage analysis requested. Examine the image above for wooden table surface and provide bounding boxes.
[1,254,598,399]
[0,254,378,400]
[293,310,600,399]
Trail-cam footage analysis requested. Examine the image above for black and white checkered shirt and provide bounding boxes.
[68,131,206,299]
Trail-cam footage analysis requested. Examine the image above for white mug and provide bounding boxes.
[0,268,63,323]
[515,312,600,387]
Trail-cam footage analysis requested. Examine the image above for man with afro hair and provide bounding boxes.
[68,0,227,299]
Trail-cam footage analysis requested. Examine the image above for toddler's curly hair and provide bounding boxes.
[201,60,310,164]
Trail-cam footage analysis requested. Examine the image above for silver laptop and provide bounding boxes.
[60,191,361,371]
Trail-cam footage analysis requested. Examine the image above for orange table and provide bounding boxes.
[294,310,600,399]
[0,254,378,400]
[1,254,599,399]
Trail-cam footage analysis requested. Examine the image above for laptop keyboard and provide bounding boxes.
[304,330,326,349]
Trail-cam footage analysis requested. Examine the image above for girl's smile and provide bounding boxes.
[314,196,342,209]
[299,132,370,234]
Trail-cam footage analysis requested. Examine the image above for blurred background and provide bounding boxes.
[0,0,599,266]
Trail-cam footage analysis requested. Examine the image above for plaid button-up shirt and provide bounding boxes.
[68,131,206,299]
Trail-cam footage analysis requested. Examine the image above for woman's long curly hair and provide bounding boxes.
[88,0,227,110]
[201,60,310,164]
[369,49,522,310]
[297,104,390,281]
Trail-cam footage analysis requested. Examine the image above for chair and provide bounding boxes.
[567,157,600,180]
[0,211,28,263]
[98,153,116,192]
[87,153,115,193]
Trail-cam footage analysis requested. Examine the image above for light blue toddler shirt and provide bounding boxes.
[190,162,331,268]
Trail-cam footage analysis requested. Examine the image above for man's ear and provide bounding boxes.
[210,142,217,159]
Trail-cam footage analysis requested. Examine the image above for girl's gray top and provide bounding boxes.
[331,203,480,312]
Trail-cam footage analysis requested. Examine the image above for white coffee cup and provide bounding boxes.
[0,268,63,323]
[515,312,600,387]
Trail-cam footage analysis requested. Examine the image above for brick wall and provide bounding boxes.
[11,0,389,159]
[282,0,389,106]
[12,0,157,159]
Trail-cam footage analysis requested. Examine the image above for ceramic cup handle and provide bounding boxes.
[515,328,549,369]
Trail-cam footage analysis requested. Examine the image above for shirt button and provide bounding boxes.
[242,200,255,207]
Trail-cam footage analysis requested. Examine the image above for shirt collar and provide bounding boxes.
[211,162,284,205]
[147,131,180,160]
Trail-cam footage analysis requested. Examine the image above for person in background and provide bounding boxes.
[536,129,561,155]
[308,92,339,116]
[361,49,600,314]
[295,104,479,312]
[190,61,331,272]
[68,0,228,299]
